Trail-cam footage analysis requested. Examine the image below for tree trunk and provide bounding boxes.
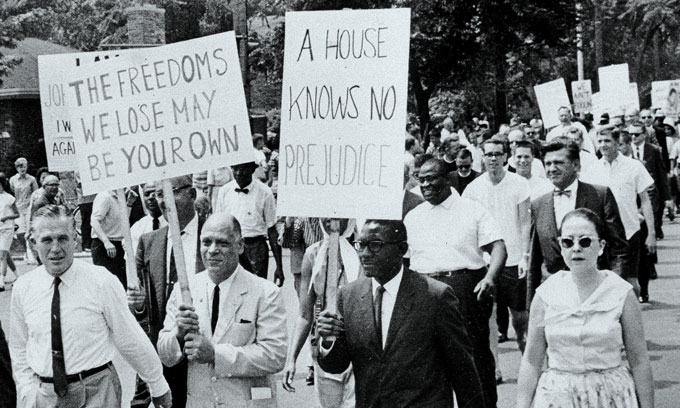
[594,3,603,70]
[494,42,508,128]
[412,74,432,147]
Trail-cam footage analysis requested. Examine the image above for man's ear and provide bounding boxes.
[398,241,409,257]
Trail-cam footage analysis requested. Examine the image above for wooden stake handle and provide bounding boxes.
[161,180,193,306]
[325,220,341,342]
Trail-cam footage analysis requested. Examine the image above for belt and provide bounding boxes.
[424,268,486,277]
[243,236,267,243]
[39,363,110,384]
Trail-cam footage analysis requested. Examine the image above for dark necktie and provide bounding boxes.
[553,189,572,198]
[152,217,159,230]
[51,277,68,397]
[211,285,220,334]
[235,188,249,194]
[167,249,177,305]
[374,285,385,348]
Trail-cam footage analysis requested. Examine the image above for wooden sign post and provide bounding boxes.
[325,219,341,342]
[161,179,193,305]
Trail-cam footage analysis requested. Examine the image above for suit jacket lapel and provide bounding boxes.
[151,228,169,312]
[383,271,415,353]
[575,181,586,208]
[542,194,559,236]
[213,268,246,343]
[358,279,382,352]
[195,215,205,273]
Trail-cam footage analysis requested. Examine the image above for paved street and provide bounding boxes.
[1,219,679,407]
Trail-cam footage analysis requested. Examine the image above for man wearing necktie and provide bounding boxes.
[629,122,672,239]
[215,161,284,286]
[130,182,167,256]
[157,212,287,408]
[9,205,172,407]
[317,219,485,408]
[527,140,629,305]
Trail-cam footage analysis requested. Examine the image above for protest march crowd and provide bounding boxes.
[0,101,673,408]
[0,8,676,408]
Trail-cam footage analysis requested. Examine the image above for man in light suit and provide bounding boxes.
[317,219,485,408]
[157,212,287,408]
[527,141,629,305]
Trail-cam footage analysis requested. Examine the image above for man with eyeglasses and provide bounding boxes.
[317,219,485,408]
[128,175,206,408]
[527,140,628,305]
[464,140,531,354]
[450,149,479,194]
[404,158,506,408]
[216,161,284,287]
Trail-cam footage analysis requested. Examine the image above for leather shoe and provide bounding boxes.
[305,366,314,386]
[650,270,658,280]
[638,295,649,304]
[498,333,508,343]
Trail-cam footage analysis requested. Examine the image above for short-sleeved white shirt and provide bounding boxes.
[527,175,555,201]
[463,172,530,266]
[0,192,16,231]
[404,191,502,273]
[670,139,680,161]
[215,179,276,238]
[579,153,654,239]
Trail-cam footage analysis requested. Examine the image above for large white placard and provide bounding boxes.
[534,78,571,129]
[651,80,680,121]
[571,80,592,114]
[50,32,254,195]
[598,63,629,94]
[277,9,411,219]
[39,50,128,171]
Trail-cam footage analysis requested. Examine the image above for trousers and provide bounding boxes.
[35,364,121,408]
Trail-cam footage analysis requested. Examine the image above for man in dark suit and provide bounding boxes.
[629,122,671,238]
[528,141,629,305]
[317,219,485,408]
[450,148,480,194]
[127,175,206,408]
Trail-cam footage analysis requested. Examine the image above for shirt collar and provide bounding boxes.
[372,266,404,297]
[559,178,579,194]
[181,215,199,236]
[423,188,460,210]
[600,152,621,165]
[46,259,77,288]
[632,141,645,151]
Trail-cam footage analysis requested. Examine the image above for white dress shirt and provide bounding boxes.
[553,179,579,229]
[130,214,167,255]
[166,215,199,280]
[631,142,645,161]
[372,268,403,348]
[580,153,654,239]
[215,180,276,238]
[404,190,502,273]
[9,259,169,402]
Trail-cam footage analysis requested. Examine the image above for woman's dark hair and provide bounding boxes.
[0,173,11,195]
[559,208,605,240]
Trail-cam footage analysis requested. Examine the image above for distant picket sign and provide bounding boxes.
[651,80,680,121]
[571,80,592,114]
[598,63,629,95]
[277,8,411,219]
[534,78,571,129]
[39,50,129,172]
[49,31,254,195]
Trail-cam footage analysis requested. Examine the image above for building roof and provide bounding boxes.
[0,37,78,99]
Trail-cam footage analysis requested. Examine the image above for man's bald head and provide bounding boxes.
[203,212,242,240]
[200,212,244,283]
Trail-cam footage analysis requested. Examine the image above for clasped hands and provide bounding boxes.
[176,304,215,364]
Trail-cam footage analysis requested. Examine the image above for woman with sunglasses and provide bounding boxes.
[282,218,359,407]
[517,208,653,408]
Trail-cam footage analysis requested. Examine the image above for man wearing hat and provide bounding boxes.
[215,161,284,286]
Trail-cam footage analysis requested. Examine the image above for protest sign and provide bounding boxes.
[571,80,592,114]
[598,63,629,94]
[277,8,411,219]
[625,82,640,112]
[53,32,254,195]
[534,78,571,129]
[591,92,604,121]
[39,50,127,171]
[652,80,680,121]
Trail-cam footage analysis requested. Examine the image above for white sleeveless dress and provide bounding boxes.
[533,270,639,408]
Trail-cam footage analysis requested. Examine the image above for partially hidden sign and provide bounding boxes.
[39,50,128,172]
[46,32,254,195]
[651,80,680,121]
[571,80,592,114]
[277,8,411,219]
[534,78,571,129]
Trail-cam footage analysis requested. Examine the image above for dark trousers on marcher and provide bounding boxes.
[243,236,269,279]
[638,221,655,298]
[79,202,93,250]
[91,238,127,288]
[433,268,496,408]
